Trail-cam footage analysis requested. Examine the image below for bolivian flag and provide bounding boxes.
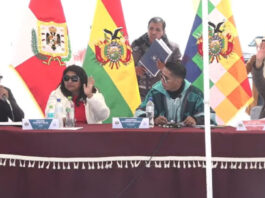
[83,0,141,123]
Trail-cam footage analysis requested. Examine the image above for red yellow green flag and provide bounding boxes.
[83,0,141,123]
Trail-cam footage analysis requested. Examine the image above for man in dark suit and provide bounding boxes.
[0,75,24,121]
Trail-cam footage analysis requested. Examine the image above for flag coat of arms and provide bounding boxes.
[182,0,252,124]
[11,0,71,115]
[83,0,141,123]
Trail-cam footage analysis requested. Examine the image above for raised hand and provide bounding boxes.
[83,76,95,98]
[256,41,265,68]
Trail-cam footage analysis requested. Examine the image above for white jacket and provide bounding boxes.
[45,87,110,124]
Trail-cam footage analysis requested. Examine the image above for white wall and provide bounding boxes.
[0,0,264,125]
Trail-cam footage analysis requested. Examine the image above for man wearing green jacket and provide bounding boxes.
[135,61,216,126]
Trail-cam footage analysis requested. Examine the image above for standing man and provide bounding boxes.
[0,74,24,122]
[131,17,181,100]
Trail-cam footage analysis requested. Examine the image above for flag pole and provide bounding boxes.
[202,0,213,198]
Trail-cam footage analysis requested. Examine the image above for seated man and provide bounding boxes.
[135,62,216,126]
[0,75,24,122]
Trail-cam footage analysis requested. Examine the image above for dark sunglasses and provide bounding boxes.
[63,75,79,82]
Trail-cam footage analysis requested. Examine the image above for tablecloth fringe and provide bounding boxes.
[1,155,265,170]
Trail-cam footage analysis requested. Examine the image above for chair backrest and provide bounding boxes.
[250,106,263,120]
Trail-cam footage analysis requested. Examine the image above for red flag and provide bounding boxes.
[11,0,71,115]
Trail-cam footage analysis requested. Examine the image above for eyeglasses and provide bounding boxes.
[160,73,169,84]
[63,75,79,82]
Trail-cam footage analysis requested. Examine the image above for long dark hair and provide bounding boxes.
[60,65,96,106]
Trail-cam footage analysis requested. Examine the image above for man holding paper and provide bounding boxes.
[132,17,181,100]
[135,62,216,126]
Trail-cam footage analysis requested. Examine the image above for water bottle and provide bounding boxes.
[54,98,64,128]
[146,97,154,128]
[46,105,55,119]
[65,96,75,127]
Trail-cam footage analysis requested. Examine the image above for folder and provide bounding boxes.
[139,39,172,77]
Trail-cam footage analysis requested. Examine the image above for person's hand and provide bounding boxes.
[156,59,165,70]
[183,116,196,126]
[135,66,146,76]
[83,76,95,98]
[256,41,265,68]
[0,86,8,101]
[154,116,168,125]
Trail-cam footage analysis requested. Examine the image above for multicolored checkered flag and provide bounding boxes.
[182,0,253,124]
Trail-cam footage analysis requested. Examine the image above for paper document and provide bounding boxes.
[57,127,83,130]
[139,39,172,77]
[0,122,22,126]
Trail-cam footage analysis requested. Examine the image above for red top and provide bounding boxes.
[73,96,86,124]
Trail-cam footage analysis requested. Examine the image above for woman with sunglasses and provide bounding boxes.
[45,65,110,124]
